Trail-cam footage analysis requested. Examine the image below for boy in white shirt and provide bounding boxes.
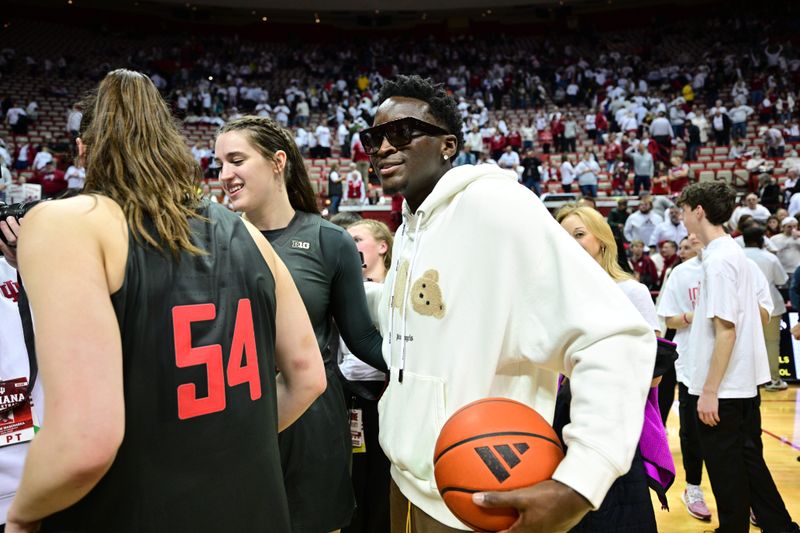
[677,182,798,533]
[656,235,712,522]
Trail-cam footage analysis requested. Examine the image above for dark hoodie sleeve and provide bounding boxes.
[321,225,387,374]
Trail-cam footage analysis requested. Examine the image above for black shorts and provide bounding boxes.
[279,368,355,533]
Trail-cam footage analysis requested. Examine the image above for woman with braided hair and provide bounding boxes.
[215,116,386,533]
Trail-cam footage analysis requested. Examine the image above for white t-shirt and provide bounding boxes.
[66,110,82,132]
[0,258,45,524]
[624,211,664,247]
[729,204,771,227]
[560,161,575,185]
[743,247,788,316]
[339,281,385,381]
[733,234,778,253]
[497,151,520,169]
[315,125,331,148]
[649,220,688,248]
[657,257,702,384]
[686,236,771,398]
[770,233,800,276]
[5,108,26,126]
[65,165,86,190]
[618,279,659,331]
[32,151,53,171]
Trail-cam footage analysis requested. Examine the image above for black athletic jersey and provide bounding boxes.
[261,211,383,371]
[262,211,383,533]
[43,201,290,533]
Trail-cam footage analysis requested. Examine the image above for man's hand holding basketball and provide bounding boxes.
[473,479,592,533]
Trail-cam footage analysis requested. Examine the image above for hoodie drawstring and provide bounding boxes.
[398,213,425,383]
[388,212,425,384]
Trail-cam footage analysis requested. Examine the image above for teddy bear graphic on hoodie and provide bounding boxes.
[392,260,446,319]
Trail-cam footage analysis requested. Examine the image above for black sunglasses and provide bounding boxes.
[360,117,450,155]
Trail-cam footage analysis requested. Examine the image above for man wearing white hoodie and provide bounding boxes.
[362,75,656,532]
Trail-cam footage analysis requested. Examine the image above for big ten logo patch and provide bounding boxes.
[0,280,20,303]
[291,240,311,250]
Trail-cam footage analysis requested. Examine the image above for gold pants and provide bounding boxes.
[389,480,466,533]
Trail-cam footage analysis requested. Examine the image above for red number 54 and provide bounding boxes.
[172,299,262,420]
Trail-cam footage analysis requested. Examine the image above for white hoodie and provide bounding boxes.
[377,165,655,529]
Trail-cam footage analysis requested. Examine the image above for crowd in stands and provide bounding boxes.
[2,14,800,208]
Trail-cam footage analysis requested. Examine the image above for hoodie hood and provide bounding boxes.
[403,164,518,229]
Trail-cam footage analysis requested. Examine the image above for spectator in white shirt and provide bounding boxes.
[729,193,771,227]
[294,95,310,127]
[676,181,797,533]
[466,126,484,159]
[32,147,54,171]
[624,195,663,246]
[274,99,290,127]
[728,104,754,140]
[742,225,789,391]
[649,206,688,248]
[65,161,86,190]
[762,127,785,158]
[560,157,576,193]
[294,127,309,156]
[6,104,27,135]
[254,98,272,118]
[574,152,600,198]
[0,160,11,203]
[497,146,520,172]
[314,123,332,159]
[770,216,800,276]
[66,104,82,139]
[649,111,673,147]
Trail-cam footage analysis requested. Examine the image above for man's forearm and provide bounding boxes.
[704,319,736,393]
[665,312,692,330]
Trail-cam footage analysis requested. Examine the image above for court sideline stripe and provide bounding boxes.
[761,427,800,452]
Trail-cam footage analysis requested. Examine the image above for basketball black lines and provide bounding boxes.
[474,442,530,483]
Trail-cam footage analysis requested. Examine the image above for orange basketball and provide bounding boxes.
[433,398,565,532]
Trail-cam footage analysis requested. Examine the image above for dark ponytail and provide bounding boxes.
[218,116,318,214]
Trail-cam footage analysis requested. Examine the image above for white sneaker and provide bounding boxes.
[764,379,789,391]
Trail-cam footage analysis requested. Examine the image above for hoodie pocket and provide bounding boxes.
[378,371,446,483]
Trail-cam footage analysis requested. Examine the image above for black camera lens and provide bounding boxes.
[0,201,42,245]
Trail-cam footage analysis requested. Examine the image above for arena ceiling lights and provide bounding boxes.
[144,0,588,11]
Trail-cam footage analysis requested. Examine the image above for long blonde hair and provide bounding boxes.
[349,219,393,271]
[555,204,632,282]
[80,69,204,257]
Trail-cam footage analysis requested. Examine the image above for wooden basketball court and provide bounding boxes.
[653,385,800,532]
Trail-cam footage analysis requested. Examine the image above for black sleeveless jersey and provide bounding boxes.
[43,201,290,533]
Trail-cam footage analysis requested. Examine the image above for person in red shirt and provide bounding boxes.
[651,172,670,196]
[656,240,680,287]
[538,128,553,154]
[352,135,372,184]
[551,116,565,153]
[628,239,659,290]
[595,111,609,145]
[489,132,507,161]
[506,129,522,152]
[667,156,691,194]
[27,161,66,198]
[604,137,622,172]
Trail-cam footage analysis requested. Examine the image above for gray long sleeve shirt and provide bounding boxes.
[627,149,654,178]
